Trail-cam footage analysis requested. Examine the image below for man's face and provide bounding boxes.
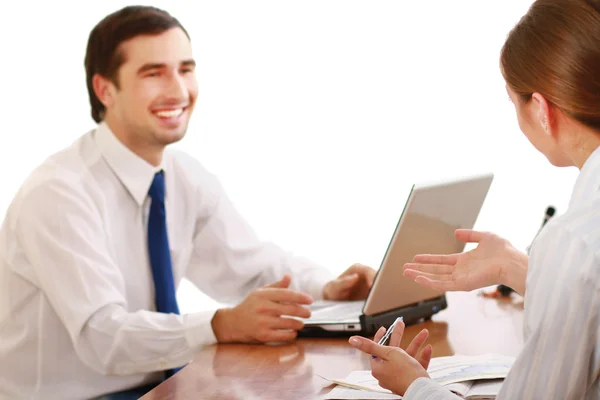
[100,27,198,150]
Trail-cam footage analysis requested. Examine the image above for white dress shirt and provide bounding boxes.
[405,145,600,399]
[0,122,334,400]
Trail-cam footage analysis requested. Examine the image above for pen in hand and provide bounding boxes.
[372,316,403,359]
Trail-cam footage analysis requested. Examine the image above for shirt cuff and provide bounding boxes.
[183,309,219,349]
[404,377,461,400]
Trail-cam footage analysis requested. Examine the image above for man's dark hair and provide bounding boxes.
[84,6,189,123]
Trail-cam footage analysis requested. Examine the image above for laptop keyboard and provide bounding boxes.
[306,300,363,322]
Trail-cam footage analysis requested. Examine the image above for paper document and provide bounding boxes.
[322,381,402,399]
[427,354,514,385]
[319,353,513,399]
[462,379,504,399]
[445,379,504,399]
[318,371,392,394]
[320,375,505,399]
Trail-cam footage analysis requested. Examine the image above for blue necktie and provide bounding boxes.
[147,170,182,378]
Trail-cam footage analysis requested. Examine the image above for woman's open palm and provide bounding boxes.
[403,229,516,292]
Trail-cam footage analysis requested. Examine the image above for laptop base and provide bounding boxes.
[359,295,447,336]
[297,325,362,338]
[297,295,447,338]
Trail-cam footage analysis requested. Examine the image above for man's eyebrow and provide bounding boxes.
[137,63,166,74]
[181,59,196,67]
[136,60,196,74]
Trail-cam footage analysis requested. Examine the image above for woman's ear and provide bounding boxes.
[532,92,553,137]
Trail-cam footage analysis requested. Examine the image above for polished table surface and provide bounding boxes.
[142,291,524,400]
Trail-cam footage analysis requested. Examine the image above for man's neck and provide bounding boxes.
[103,119,163,167]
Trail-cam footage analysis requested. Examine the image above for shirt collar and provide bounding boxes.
[569,144,600,209]
[94,121,165,206]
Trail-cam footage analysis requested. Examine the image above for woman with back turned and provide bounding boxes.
[348,0,600,398]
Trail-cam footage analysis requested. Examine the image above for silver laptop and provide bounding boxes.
[298,172,494,337]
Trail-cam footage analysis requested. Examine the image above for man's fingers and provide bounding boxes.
[341,264,376,286]
[367,269,376,287]
[272,316,305,331]
[418,344,433,369]
[258,288,313,304]
[349,264,376,287]
[270,303,312,319]
[260,329,298,343]
[327,274,360,296]
[349,336,393,360]
[252,316,304,343]
[406,329,429,358]
[411,254,459,266]
[345,264,370,275]
[403,263,455,275]
[338,274,360,286]
[455,229,483,244]
[264,274,292,289]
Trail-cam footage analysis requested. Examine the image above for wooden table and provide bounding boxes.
[142,291,524,400]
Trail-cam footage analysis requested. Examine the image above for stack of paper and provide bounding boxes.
[319,353,514,399]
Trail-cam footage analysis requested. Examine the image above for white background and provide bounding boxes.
[0,1,579,313]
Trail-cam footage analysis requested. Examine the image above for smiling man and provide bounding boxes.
[0,6,376,400]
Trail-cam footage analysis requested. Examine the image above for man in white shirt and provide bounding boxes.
[0,5,376,400]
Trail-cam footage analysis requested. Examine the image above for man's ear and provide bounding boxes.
[92,74,116,109]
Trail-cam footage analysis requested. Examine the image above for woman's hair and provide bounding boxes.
[500,0,600,131]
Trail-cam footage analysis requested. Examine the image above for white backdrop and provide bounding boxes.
[0,1,579,313]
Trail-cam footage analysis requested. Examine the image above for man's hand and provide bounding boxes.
[211,274,313,343]
[323,263,377,300]
[403,229,528,295]
[349,320,432,396]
